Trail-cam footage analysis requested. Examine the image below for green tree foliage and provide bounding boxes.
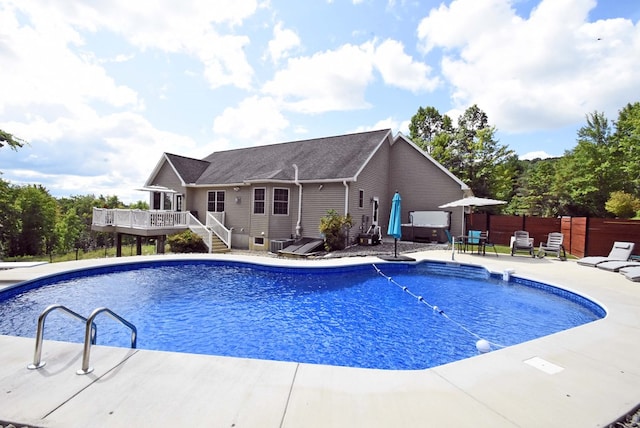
[319,209,353,251]
[605,191,640,218]
[129,200,150,210]
[0,129,25,150]
[55,207,84,253]
[612,102,640,194]
[0,179,19,257]
[14,185,58,256]
[506,158,561,216]
[409,104,516,199]
[555,111,623,216]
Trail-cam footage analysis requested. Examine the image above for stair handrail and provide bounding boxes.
[186,213,213,252]
[206,212,232,248]
[28,304,97,370]
[77,307,137,375]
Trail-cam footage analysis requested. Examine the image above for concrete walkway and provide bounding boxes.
[0,250,639,427]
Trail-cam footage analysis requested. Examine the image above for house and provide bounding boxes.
[92,129,469,254]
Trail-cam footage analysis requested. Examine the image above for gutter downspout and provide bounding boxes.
[293,164,303,238]
[343,180,349,216]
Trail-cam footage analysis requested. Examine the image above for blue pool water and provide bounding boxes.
[0,260,604,370]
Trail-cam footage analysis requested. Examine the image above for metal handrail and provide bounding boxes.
[77,307,137,375]
[27,304,97,370]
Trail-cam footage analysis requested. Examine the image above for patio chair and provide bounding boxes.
[537,232,566,260]
[577,242,635,267]
[479,231,498,256]
[510,230,534,257]
[465,230,482,253]
[444,229,463,252]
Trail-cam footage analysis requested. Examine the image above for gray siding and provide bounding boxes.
[389,139,466,237]
[268,185,296,239]
[150,161,186,209]
[351,138,392,235]
[299,183,345,239]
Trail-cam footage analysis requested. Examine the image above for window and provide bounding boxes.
[207,191,225,212]
[359,189,364,208]
[273,188,289,215]
[163,193,172,210]
[254,237,264,246]
[152,192,161,210]
[253,188,266,214]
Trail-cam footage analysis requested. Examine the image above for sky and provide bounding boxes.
[0,0,639,203]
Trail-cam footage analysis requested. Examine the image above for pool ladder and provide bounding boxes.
[27,304,137,375]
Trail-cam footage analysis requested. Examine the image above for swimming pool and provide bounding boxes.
[0,259,604,370]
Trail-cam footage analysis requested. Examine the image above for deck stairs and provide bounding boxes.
[187,213,230,254]
[209,234,230,253]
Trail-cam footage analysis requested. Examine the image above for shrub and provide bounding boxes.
[167,230,208,253]
[319,209,352,251]
[605,191,640,218]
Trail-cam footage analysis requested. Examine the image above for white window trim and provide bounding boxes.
[272,187,290,216]
[207,190,225,212]
[253,187,267,215]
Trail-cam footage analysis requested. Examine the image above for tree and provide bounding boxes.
[605,191,640,218]
[507,158,561,216]
[0,179,19,257]
[409,104,515,199]
[612,102,640,195]
[14,185,58,255]
[55,207,85,253]
[0,129,25,150]
[555,111,622,216]
[409,106,453,155]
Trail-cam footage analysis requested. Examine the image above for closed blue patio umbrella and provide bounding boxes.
[387,191,402,257]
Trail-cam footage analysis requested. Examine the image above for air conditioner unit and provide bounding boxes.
[270,239,294,253]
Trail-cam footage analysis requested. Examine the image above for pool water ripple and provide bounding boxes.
[0,261,603,370]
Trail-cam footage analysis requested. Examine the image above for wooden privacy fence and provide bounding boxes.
[466,213,640,258]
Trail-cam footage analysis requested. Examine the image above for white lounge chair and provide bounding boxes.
[511,230,534,257]
[577,242,635,267]
[620,266,640,282]
[537,232,566,260]
[596,260,640,272]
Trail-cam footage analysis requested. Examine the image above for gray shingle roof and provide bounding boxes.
[164,153,210,184]
[168,129,391,185]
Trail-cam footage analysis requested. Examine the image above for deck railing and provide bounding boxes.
[92,208,190,229]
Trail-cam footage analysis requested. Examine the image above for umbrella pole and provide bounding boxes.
[394,238,398,258]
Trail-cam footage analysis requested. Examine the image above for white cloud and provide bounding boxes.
[261,36,443,114]
[0,4,141,119]
[212,96,289,144]
[267,22,301,64]
[8,0,258,91]
[416,0,640,133]
[2,111,201,202]
[519,151,555,160]
[262,42,376,113]
[373,39,440,92]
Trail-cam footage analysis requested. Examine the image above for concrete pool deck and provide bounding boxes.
[0,250,638,427]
